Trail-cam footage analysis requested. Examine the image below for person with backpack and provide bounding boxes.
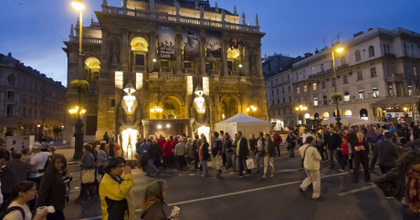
[212,132,223,178]
[199,135,210,177]
[1,181,47,220]
[27,142,50,211]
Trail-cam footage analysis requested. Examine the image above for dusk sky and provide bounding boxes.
[1,0,419,86]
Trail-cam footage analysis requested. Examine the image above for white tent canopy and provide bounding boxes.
[215,113,270,138]
[352,120,387,126]
[321,116,363,125]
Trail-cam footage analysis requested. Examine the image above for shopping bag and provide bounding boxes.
[246,158,255,169]
[81,169,95,183]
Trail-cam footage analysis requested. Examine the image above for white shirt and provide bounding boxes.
[257,139,263,151]
[301,132,312,144]
[4,201,32,220]
[28,152,50,178]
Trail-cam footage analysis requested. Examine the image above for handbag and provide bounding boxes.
[81,169,95,183]
[246,158,255,169]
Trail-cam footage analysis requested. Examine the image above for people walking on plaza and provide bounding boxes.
[146,136,162,177]
[301,129,312,144]
[220,130,226,166]
[163,138,173,169]
[2,181,48,220]
[96,142,109,178]
[105,137,121,157]
[103,131,109,144]
[37,154,72,220]
[1,150,29,208]
[192,134,201,170]
[337,136,352,172]
[286,132,297,158]
[255,132,264,173]
[141,180,179,220]
[408,124,420,151]
[223,132,234,173]
[298,136,324,201]
[370,128,384,171]
[136,139,147,171]
[236,131,250,177]
[395,131,408,149]
[262,133,275,179]
[248,134,257,160]
[27,142,50,211]
[273,131,282,157]
[99,157,135,220]
[174,139,186,171]
[372,132,400,174]
[199,135,210,177]
[327,127,342,169]
[185,138,194,167]
[212,132,223,178]
[352,132,371,183]
[315,133,326,161]
[75,144,96,203]
[346,128,357,170]
[374,151,420,220]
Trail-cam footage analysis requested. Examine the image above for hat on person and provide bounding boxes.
[31,142,42,150]
[342,136,349,140]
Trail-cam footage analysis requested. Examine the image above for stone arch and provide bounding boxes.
[85,57,101,80]
[159,94,184,119]
[219,94,241,120]
[344,110,353,117]
[159,93,184,106]
[130,37,149,52]
[322,112,330,120]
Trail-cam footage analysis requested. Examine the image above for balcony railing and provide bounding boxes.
[134,66,146,72]
[160,74,184,81]
[185,68,198,75]
[102,5,260,32]
[385,73,405,82]
[160,67,173,74]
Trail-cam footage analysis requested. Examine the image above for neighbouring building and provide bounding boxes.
[266,27,420,128]
[0,53,66,139]
[64,0,267,159]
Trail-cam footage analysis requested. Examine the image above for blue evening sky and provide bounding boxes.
[1,0,419,86]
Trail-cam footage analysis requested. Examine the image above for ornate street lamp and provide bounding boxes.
[68,105,86,159]
[331,46,344,129]
[246,105,257,117]
[150,104,163,118]
[295,104,308,125]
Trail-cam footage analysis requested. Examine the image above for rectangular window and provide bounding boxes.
[272,100,274,106]
[276,79,278,84]
[289,96,291,103]
[135,55,145,66]
[272,90,274,96]
[303,85,308,93]
[228,61,233,71]
[277,99,280,105]
[388,85,394,96]
[288,85,291,92]
[110,99,116,108]
[344,92,350,102]
[408,85,412,96]
[313,97,318,107]
[371,67,377,77]
[297,87,300,95]
[312,83,317,91]
[6,105,14,116]
[323,96,328,105]
[372,87,379,98]
[359,89,365,100]
[282,87,285,94]
[332,80,335,87]
[89,89,96,95]
[312,66,315,74]
[283,98,285,104]
[276,89,279,95]
[7,91,14,100]
[161,60,169,67]
[343,75,348,84]
[321,81,326,89]
[357,71,363,81]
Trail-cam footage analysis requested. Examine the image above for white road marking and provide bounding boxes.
[79,172,347,220]
[337,184,377,196]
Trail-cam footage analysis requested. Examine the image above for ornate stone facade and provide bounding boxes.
[64,0,267,142]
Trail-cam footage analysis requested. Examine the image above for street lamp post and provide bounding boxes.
[295,104,308,125]
[246,105,257,117]
[331,46,344,129]
[69,106,86,159]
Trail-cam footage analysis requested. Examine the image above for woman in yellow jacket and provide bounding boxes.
[99,157,136,220]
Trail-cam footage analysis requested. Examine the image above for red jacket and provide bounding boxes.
[157,137,166,148]
[163,142,173,157]
[341,142,350,155]
[273,134,282,144]
[171,139,179,147]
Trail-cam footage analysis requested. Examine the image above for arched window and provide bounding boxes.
[344,110,352,117]
[355,50,361,61]
[368,46,375,57]
[322,112,329,120]
[360,109,368,118]
[314,113,319,119]
[7,74,15,85]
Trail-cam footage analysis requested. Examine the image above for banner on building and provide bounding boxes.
[206,31,221,62]
[183,28,200,62]
[158,26,175,59]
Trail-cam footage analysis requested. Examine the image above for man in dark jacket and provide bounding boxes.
[236,131,249,177]
[373,132,400,174]
[1,150,28,205]
[328,127,342,169]
[146,137,162,176]
[346,128,357,170]
[212,132,223,178]
[369,128,384,171]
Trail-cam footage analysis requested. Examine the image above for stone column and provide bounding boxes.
[243,43,250,76]
[221,39,228,76]
[149,31,157,71]
[121,29,129,71]
[199,29,206,75]
[256,43,263,77]
[175,32,183,74]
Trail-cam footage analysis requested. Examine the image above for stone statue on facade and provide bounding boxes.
[221,10,225,22]
[149,0,155,12]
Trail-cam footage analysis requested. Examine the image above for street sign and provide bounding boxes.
[386,113,392,119]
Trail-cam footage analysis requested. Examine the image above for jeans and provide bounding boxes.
[147,159,160,175]
[237,156,247,176]
[263,156,274,175]
[176,156,184,170]
[353,154,370,182]
[289,145,295,157]
[164,156,172,168]
[328,149,337,168]
[275,143,280,156]
[232,153,237,172]
[401,204,420,220]
[201,160,208,176]
[339,155,349,170]
[300,169,321,199]
[379,164,395,174]
[255,151,263,171]
[225,152,234,171]
[212,154,222,170]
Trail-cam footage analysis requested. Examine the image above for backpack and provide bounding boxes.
[0,206,25,220]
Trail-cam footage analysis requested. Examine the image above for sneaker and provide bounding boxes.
[313,196,325,201]
[297,187,305,193]
[338,169,344,173]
